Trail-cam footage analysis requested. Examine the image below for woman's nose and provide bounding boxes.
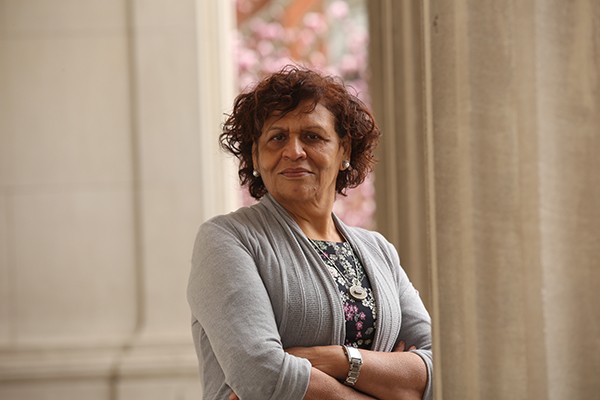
[282,136,306,160]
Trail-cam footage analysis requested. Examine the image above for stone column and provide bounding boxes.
[368,0,432,310]
[116,0,238,397]
[0,0,238,399]
[535,2,600,398]
[369,1,600,399]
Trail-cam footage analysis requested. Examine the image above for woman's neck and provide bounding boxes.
[295,214,342,242]
[278,199,342,242]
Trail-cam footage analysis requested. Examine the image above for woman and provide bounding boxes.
[188,66,432,400]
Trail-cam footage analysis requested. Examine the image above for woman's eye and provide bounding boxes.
[305,133,321,141]
[270,134,286,142]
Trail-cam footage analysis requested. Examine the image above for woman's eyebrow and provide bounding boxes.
[301,125,326,132]
[265,126,287,133]
[265,124,326,132]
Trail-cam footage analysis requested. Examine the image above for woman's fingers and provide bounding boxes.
[393,340,417,352]
[394,340,406,352]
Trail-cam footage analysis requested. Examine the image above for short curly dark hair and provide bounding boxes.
[220,65,381,199]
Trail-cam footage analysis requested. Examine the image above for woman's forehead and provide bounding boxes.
[263,102,334,128]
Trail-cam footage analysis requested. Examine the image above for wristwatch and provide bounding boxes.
[342,345,363,386]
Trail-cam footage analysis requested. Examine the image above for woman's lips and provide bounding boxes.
[280,168,311,177]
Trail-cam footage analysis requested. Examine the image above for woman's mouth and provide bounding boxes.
[280,168,312,178]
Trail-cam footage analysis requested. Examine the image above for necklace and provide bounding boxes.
[308,238,368,301]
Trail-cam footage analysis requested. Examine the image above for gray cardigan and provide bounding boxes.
[188,194,432,400]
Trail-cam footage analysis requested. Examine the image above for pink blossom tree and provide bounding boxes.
[235,0,375,229]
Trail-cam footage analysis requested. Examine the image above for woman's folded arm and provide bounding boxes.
[287,340,426,400]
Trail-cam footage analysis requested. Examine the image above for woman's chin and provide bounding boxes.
[271,186,316,204]
[270,186,337,209]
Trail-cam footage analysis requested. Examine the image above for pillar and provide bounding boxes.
[0,0,238,399]
[368,0,600,398]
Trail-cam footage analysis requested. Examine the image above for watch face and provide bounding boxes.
[346,346,362,362]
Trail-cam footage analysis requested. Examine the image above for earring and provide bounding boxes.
[252,170,260,177]
[341,160,350,170]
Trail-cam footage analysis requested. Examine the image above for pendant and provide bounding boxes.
[349,284,367,300]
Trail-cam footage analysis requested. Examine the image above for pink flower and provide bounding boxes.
[327,1,349,19]
[339,54,359,75]
[356,321,363,330]
[237,47,258,70]
[303,12,327,35]
[257,40,275,57]
[257,22,283,40]
[309,52,327,68]
[344,303,355,321]
[263,56,293,74]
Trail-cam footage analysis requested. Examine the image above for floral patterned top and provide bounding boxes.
[311,240,377,349]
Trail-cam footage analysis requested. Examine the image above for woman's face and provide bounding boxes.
[253,101,349,209]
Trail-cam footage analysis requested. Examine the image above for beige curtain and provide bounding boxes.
[369,1,600,399]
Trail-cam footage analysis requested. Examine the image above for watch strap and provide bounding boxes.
[342,345,363,386]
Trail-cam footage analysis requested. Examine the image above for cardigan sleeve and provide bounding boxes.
[389,243,434,400]
[187,218,311,400]
[388,242,433,400]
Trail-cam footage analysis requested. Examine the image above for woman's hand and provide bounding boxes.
[286,345,348,380]
[286,342,425,400]
[229,342,422,400]
[357,342,426,400]
[286,341,417,380]
[229,366,378,400]
[394,340,417,352]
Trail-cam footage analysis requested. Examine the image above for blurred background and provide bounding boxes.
[0,0,598,399]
